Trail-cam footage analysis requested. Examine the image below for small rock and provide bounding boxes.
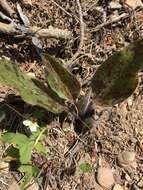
[26,72,36,79]
[130,137,138,144]
[126,0,143,9]
[139,130,143,136]
[127,97,133,107]
[117,151,136,167]
[109,1,122,9]
[113,184,124,190]
[97,167,115,188]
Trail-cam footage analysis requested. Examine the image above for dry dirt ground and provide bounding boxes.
[0,0,143,190]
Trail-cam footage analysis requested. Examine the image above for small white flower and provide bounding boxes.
[23,120,31,126]
[29,123,38,132]
[23,119,38,132]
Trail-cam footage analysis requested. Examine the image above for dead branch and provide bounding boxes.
[31,25,71,39]
[68,0,85,66]
[90,13,129,32]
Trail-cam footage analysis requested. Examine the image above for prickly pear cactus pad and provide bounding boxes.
[42,53,81,101]
[91,39,143,106]
[0,59,66,113]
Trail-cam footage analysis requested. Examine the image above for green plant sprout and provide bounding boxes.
[79,163,93,173]
[0,123,47,188]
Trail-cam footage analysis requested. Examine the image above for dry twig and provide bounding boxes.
[0,20,71,40]
[68,0,85,66]
[90,13,129,32]
[32,25,71,39]
[50,0,80,22]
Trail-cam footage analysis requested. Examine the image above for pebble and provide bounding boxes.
[113,184,124,190]
[97,167,115,188]
[139,130,143,136]
[109,1,122,9]
[127,97,133,107]
[117,151,136,167]
[130,137,138,144]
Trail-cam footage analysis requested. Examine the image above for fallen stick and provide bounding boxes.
[68,0,85,66]
[31,25,71,39]
[90,13,129,32]
[0,21,71,40]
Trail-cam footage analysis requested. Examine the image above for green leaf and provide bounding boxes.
[19,165,39,188]
[42,53,81,101]
[91,39,143,106]
[19,142,34,164]
[4,145,19,161]
[32,110,45,119]
[1,132,29,147]
[79,163,93,173]
[0,59,66,113]
[19,165,39,174]
[34,142,47,155]
[2,133,33,164]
